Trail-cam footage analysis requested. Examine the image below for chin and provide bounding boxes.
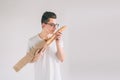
[50,31,55,33]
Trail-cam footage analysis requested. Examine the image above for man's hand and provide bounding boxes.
[30,48,45,63]
[55,32,62,41]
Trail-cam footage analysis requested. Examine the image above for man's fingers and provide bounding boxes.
[40,47,46,52]
[34,49,40,56]
[56,32,62,35]
[37,47,46,54]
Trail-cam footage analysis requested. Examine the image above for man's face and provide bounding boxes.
[43,18,59,34]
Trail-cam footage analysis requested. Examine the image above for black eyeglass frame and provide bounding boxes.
[45,22,59,28]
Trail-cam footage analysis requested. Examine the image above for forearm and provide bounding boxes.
[56,42,65,62]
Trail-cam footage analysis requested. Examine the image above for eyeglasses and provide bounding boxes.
[45,23,59,28]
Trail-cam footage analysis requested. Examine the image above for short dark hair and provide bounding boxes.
[41,11,57,24]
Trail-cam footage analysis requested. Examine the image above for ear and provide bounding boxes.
[42,23,46,28]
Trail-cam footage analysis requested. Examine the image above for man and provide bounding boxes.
[27,11,65,80]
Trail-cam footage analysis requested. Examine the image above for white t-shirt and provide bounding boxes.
[27,34,63,80]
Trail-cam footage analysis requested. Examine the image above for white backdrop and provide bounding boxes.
[0,0,120,80]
